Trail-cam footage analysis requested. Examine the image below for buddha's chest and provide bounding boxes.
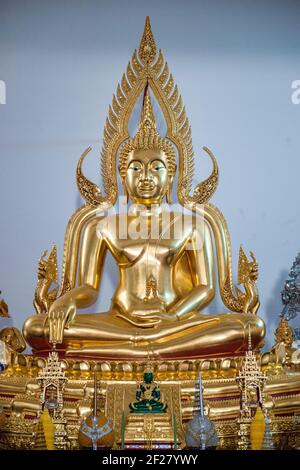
[108,236,188,267]
[141,384,155,399]
[102,213,193,267]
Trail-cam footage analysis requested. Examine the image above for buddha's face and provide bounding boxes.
[144,372,153,383]
[125,148,169,204]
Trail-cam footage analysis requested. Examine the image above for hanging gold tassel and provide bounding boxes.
[250,406,265,450]
[40,409,55,450]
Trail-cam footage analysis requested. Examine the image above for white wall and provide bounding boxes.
[0,0,299,349]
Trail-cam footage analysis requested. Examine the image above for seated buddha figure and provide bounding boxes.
[129,369,167,413]
[23,90,265,360]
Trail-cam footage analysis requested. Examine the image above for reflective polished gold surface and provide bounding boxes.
[23,17,265,360]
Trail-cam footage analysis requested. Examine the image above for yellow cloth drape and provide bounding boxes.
[250,407,265,450]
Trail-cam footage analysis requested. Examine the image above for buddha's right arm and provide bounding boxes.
[50,284,99,311]
[51,219,107,312]
[46,221,107,344]
[46,285,99,345]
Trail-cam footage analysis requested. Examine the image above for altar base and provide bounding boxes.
[0,355,299,450]
[120,413,178,449]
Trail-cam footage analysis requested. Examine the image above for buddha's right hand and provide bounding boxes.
[130,299,166,322]
[48,303,76,345]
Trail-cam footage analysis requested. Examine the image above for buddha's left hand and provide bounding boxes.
[156,310,199,322]
[131,298,166,321]
[152,311,178,322]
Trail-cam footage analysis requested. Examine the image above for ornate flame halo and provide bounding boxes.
[76,16,218,208]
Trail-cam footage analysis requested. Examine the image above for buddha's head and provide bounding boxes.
[119,88,176,205]
[143,371,154,384]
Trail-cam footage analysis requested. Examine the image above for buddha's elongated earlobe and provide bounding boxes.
[166,186,171,203]
[123,183,129,203]
[166,178,173,203]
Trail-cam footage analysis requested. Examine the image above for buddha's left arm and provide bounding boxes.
[153,388,161,401]
[169,222,215,319]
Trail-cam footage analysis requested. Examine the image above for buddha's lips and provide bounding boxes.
[138,182,155,192]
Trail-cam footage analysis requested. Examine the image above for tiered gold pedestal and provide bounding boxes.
[0,355,299,449]
[121,413,178,449]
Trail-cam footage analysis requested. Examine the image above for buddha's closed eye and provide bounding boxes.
[151,160,166,171]
[128,161,142,171]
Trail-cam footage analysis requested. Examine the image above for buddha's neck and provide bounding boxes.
[129,203,163,217]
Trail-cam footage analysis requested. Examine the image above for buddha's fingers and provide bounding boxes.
[65,304,77,329]
[116,313,161,328]
[49,310,67,344]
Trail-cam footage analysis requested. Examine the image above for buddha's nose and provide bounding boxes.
[141,164,151,181]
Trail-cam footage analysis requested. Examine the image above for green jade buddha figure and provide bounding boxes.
[129,370,167,414]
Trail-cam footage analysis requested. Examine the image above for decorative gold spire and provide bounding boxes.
[138,16,157,66]
[37,351,68,417]
[236,327,267,450]
[238,331,266,383]
[139,86,156,132]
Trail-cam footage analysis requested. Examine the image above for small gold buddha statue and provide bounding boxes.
[23,17,265,360]
[129,368,167,414]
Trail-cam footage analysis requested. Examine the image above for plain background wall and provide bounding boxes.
[0,0,299,350]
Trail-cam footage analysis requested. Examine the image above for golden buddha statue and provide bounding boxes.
[23,17,265,360]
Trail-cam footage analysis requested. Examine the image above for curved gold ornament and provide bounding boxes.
[34,246,58,314]
[189,147,219,204]
[76,147,103,207]
[0,292,9,318]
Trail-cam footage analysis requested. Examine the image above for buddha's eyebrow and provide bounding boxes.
[127,157,167,167]
[151,159,166,166]
[127,159,142,166]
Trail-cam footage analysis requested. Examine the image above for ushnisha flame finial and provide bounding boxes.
[139,85,156,132]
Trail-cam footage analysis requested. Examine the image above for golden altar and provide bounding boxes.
[0,357,299,449]
[0,17,299,450]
